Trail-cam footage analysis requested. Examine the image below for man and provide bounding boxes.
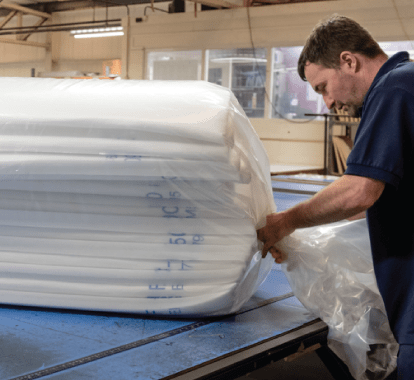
[257,14,414,379]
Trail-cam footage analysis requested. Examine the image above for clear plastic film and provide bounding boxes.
[277,219,398,380]
[0,78,275,316]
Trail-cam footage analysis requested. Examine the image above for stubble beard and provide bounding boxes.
[343,104,361,118]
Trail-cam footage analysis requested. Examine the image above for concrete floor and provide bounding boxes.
[235,352,336,380]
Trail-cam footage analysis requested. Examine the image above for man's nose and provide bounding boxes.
[323,95,335,109]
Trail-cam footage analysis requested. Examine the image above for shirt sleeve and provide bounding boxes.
[345,87,414,188]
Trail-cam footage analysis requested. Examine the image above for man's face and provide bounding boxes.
[304,61,363,117]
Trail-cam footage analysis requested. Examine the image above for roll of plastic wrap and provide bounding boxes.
[0,78,275,316]
[279,220,398,380]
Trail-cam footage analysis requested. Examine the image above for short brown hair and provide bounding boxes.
[298,14,386,81]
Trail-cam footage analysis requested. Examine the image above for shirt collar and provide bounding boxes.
[364,51,410,102]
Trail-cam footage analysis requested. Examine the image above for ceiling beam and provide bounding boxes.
[0,2,51,18]
[0,10,17,29]
[21,17,48,41]
[17,0,167,14]
[0,3,50,47]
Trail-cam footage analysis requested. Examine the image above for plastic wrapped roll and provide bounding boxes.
[0,78,275,316]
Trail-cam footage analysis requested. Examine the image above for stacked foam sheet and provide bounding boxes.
[0,78,275,316]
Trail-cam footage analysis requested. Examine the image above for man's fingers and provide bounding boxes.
[257,227,265,242]
[262,244,287,264]
[269,247,279,260]
[261,244,269,258]
[270,247,286,263]
[261,240,275,258]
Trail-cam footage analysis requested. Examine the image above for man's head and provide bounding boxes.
[298,15,388,116]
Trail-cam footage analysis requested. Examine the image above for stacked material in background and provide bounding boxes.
[332,135,352,174]
[0,78,275,316]
[331,108,359,174]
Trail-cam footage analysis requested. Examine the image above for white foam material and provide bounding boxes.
[0,78,275,316]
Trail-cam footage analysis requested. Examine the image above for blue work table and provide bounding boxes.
[0,175,352,380]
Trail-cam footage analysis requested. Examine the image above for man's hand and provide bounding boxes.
[257,212,296,259]
[257,175,384,260]
[268,246,288,264]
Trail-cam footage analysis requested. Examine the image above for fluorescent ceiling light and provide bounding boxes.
[71,26,123,39]
[74,31,124,39]
[211,57,267,63]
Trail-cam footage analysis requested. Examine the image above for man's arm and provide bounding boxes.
[257,174,385,259]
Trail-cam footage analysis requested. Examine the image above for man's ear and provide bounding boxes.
[339,51,358,73]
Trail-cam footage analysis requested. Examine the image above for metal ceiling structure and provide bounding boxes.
[1,0,332,15]
[0,0,332,47]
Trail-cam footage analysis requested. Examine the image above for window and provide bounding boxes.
[146,42,414,119]
[146,50,202,80]
[206,48,267,118]
[271,47,328,120]
[379,40,414,59]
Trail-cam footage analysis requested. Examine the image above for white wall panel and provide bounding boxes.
[0,61,44,77]
[129,0,413,52]
[250,118,325,166]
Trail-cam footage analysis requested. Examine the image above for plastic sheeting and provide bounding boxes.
[0,78,275,316]
[278,219,398,380]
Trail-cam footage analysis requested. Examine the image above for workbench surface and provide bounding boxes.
[0,176,334,380]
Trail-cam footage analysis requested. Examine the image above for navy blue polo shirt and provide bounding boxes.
[345,52,414,344]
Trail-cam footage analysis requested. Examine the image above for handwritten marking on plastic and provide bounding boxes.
[168,233,204,245]
[144,308,182,315]
[147,296,183,299]
[146,191,182,200]
[149,285,184,291]
[146,192,163,199]
[192,234,204,244]
[162,206,179,218]
[105,154,142,161]
[155,260,193,271]
[162,206,197,219]
[149,285,166,290]
[185,208,196,218]
[169,233,186,245]
[124,155,142,161]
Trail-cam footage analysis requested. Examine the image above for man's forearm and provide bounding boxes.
[257,175,385,256]
[283,174,376,230]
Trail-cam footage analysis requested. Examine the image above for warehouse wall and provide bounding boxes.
[250,118,324,167]
[0,0,412,167]
[0,14,47,76]
[126,0,413,75]
[123,0,412,167]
